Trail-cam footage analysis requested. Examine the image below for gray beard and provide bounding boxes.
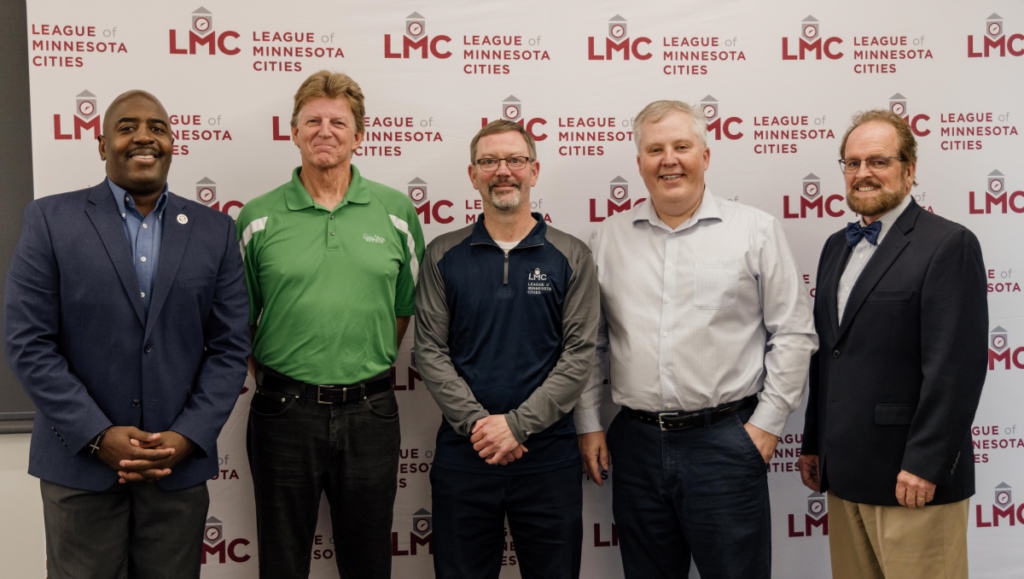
[488,184,522,211]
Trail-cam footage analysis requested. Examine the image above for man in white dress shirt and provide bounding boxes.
[575,100,817,579]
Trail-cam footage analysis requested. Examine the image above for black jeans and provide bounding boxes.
[607,404,771,579]
[247,384,401,579]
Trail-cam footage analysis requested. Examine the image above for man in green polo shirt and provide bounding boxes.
[236,70,424,579]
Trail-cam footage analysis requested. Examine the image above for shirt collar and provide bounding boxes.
[470,212,548,246]
[862,193,913,245]
[285,164,370,211]
[108,178,169,220]
[634,186,722,231]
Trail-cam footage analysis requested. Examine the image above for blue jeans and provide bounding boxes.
[430,464,583,579]
[607,404,771,579]
[246,386,401,579]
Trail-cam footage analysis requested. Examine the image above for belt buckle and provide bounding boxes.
[658,412,679,431]
[317,386,334,405]
[342,383,366,404]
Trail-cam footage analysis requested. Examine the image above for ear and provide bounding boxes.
[702,145,711,171]
[350,131,364,151]
[467,163,479,191]
[291,124,300,147]
[98,135,107,161]
[529,160,540,187]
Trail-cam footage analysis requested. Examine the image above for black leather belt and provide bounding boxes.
[255,365,392,405]
[624,395,757,431]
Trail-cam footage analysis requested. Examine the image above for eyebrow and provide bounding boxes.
[114,116,169,128]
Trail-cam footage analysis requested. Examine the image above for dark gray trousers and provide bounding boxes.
[40,479,210,579]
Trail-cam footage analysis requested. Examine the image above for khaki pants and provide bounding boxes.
[827,492,969,579]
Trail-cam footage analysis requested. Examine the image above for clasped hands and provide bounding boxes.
[95,426,196,483]
[471,415,528,466]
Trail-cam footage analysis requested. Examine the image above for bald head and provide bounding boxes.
[103,90,168,137]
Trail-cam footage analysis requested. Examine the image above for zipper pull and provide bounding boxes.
[504,251,509,285]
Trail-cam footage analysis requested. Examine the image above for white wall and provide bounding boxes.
[0,434,44,578]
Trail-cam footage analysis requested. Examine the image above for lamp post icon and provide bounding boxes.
[76,90,97,120]
[192,7,213,36]
[986,13,1003,39]
[889,93,906,117]
[807,492,826,519]
[990,327,1008,352]
[803,174,820,199]
[608,15,627,40]
[406,12,425,39]
[610,176,628,201]
[700,95,718,122]
[204,516,223,545]
[988,170,1004,194]
[502,96,522,122]
[196,177,217,205]
[995,482,1011,506]
[801,16,819,41]
[408,177,427,206]
[412,508,432,537]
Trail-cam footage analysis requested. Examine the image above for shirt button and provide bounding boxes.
[121,213,126,218]
[140,256,146,262]
[125,197,130,202]
[132,399,141,408]
[667,263,673,268]
[663,332,668,337]
[665,297,671,303]
[666,403,675,409]
[142,224,148,229]
[330,215,335,220]
[145,345,153,353]
[662,368,669,375]
[832,350,840,358]
[330,230,336,236]
[140,292,145,298]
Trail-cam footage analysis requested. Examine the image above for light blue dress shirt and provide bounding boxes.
[108,178,168,316]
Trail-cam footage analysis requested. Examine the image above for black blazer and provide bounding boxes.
[801,199,988,506]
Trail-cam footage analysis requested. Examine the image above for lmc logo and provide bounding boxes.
[201,516,251,564]
[169,7,240,55]
[54,90,100,140]
[788,492,828,537]
[480,95,547,141]
[196,177,244,218]
[968,14,1024,58]
[782,15,843,60]
[587,15,652,61]
[969,170,1024,214]
[701,95,743,141]
[392,508,433,556]
[976,482,1024,526]
[384,12,451,59]
[889,93,930,137]
[408,177,453,224]
[783,173,845,219]
[989,326,1024,370]
[589,176,646,222]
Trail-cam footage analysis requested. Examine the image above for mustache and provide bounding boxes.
[488,177,520,190]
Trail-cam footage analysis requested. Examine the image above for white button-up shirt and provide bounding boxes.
[575,188,818,436]
[838,194,913,324]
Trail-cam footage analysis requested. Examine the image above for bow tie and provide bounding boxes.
[846,220,882,248]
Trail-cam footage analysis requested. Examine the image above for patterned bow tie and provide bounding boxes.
[846,220,882,248]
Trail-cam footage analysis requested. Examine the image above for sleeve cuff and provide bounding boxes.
[574,407,604,434]
[748,400,790,438]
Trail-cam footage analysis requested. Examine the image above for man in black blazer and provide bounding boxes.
[4,91,250,578]
[797,110,987,579]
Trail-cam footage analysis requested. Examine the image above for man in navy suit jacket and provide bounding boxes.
[4,90,250,579]
[797,110,987,579]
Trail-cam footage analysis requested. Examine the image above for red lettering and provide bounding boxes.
[272,116,291,141]
[53,114,72,140]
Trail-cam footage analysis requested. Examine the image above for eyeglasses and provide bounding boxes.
[474,156,532,172]
[838,156,904,174]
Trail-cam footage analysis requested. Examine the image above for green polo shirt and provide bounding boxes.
[236,165,425,384]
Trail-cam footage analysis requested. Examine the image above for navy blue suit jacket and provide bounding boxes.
[801,200,988,506]
[4,181,250,491]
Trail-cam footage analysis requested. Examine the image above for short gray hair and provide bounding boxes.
[633,100,707,152]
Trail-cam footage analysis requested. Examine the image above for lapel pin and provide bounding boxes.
[177,214,188,224]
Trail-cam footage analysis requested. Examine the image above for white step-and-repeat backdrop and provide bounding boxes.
[24,1,1024,577]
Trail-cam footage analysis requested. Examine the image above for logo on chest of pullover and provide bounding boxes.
[527,268,552,294]
[363,233,386,244]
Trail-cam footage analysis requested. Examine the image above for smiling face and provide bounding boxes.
[843,121,915,220]
[468,130,539,214]
[292,97,364,173]
[637,111,710,225]
[99,92,173,195]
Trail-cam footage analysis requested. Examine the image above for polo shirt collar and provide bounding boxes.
[108,178,169,220]
[634,185,722,231]
[471,212,548,246]
[285,164,371,211]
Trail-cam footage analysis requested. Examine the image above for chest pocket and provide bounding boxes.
[695,259,739,310]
